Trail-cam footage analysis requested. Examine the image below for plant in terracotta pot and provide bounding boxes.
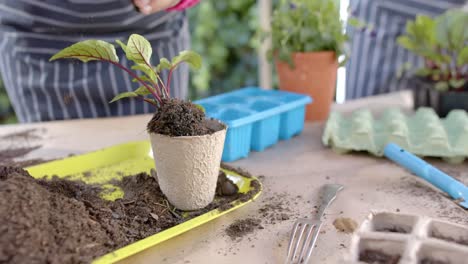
[397,9,468,117]
[50,34,227,211]
[270,0,348,121]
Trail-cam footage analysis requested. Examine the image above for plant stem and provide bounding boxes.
[166,62,180,96]
[107,61,163,104]
[142,97,158,107]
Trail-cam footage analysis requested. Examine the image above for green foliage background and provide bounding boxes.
[0,1,263,123]
[187,0,262,99]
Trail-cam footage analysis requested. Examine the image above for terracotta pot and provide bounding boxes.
[276,51,338,121]
[149,119,227,211]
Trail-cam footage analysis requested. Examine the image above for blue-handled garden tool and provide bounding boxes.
[384,143,468,209]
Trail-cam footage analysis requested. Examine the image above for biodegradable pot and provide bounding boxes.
[149,119,227,211]
[276,51,338,121]
[410,77,468,117]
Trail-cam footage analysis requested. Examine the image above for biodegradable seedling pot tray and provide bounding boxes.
[25,141,262,264]
[344,212,468,264]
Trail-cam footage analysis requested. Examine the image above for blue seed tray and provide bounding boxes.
[195,87,312,162]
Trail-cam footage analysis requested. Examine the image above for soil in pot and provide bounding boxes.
[147,98,220,136]
[0,166,260,264]
[359,249,401,264]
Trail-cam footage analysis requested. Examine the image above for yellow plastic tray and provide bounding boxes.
[25,140,262,264]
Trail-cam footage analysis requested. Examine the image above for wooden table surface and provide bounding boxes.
[1,91,467,264]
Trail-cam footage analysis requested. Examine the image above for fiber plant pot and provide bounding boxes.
[149,119,227,211]
[276,51,338,122]
[410,77,468,117]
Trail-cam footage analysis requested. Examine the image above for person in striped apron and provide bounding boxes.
[0,0,199,123]
[345,0,466,100]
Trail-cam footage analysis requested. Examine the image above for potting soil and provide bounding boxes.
[147,98,218,137]
[0,166,260,264]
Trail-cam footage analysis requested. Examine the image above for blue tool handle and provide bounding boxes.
[384,143,465,200]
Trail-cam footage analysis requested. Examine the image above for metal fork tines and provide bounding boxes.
[284,184,344,264]
[285,219,322,264]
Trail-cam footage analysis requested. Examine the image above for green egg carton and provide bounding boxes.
[322,107,468,163]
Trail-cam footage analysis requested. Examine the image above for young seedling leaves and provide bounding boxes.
[109,92,139,103]
[124,34,152,65]
[171,50,202,70]
[134,86,152,96]
[109,86,152,103]
[156,58,172,72]
[449,79,465,89]
[131,64,157,82]
[49,40,118,63]
[458,46,468,66]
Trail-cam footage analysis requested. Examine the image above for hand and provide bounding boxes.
[133,0,180,14]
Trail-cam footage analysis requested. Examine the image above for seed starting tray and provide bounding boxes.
[343,212,468,264]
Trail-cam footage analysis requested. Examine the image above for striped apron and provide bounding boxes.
[0,0,190,123]
[345,0,466,100]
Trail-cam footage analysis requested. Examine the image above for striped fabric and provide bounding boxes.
[0,0,191,123]
[345,0,466,100]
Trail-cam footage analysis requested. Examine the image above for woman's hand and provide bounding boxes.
[133,0,181,14]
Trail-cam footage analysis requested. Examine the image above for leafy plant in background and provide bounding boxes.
[269,0,354,66]
[188,0,271,98]
[397,9,468,91]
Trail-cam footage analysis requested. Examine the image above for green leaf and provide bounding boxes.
[124,34,152,65]
[131,64,157,82]
[109,86,152,103]
[194,104,205,113]
[134,86,151,96]
[396,36,416,51]
[156,58,172,72]
[109,92,138,103]
[457,46,468,66]
[115,39,127,53]
[132,75,151,83]
[415,68,431,77]
[50,40,118,62]
[434,81,449,92]
[171,50,202,69]
[449,79,466,89]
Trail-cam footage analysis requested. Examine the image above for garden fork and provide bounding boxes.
[284,184,344,264]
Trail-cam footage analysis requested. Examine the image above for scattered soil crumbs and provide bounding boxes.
[333,217,358,234]
[0,166,259,264]
[147,99,220,137]
[225,218,263,240]
[0,146,48,167]
[258,192,295,225]
[431,230,468,246]
[0,128,48,167]
[0,128,44,141]
[359,250,401,264]
[420,259,450,264]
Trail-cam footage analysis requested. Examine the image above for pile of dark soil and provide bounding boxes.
[147,99,218,137]
[0,166,260,264]
[225,218,263,240]
[359,250,401,264]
